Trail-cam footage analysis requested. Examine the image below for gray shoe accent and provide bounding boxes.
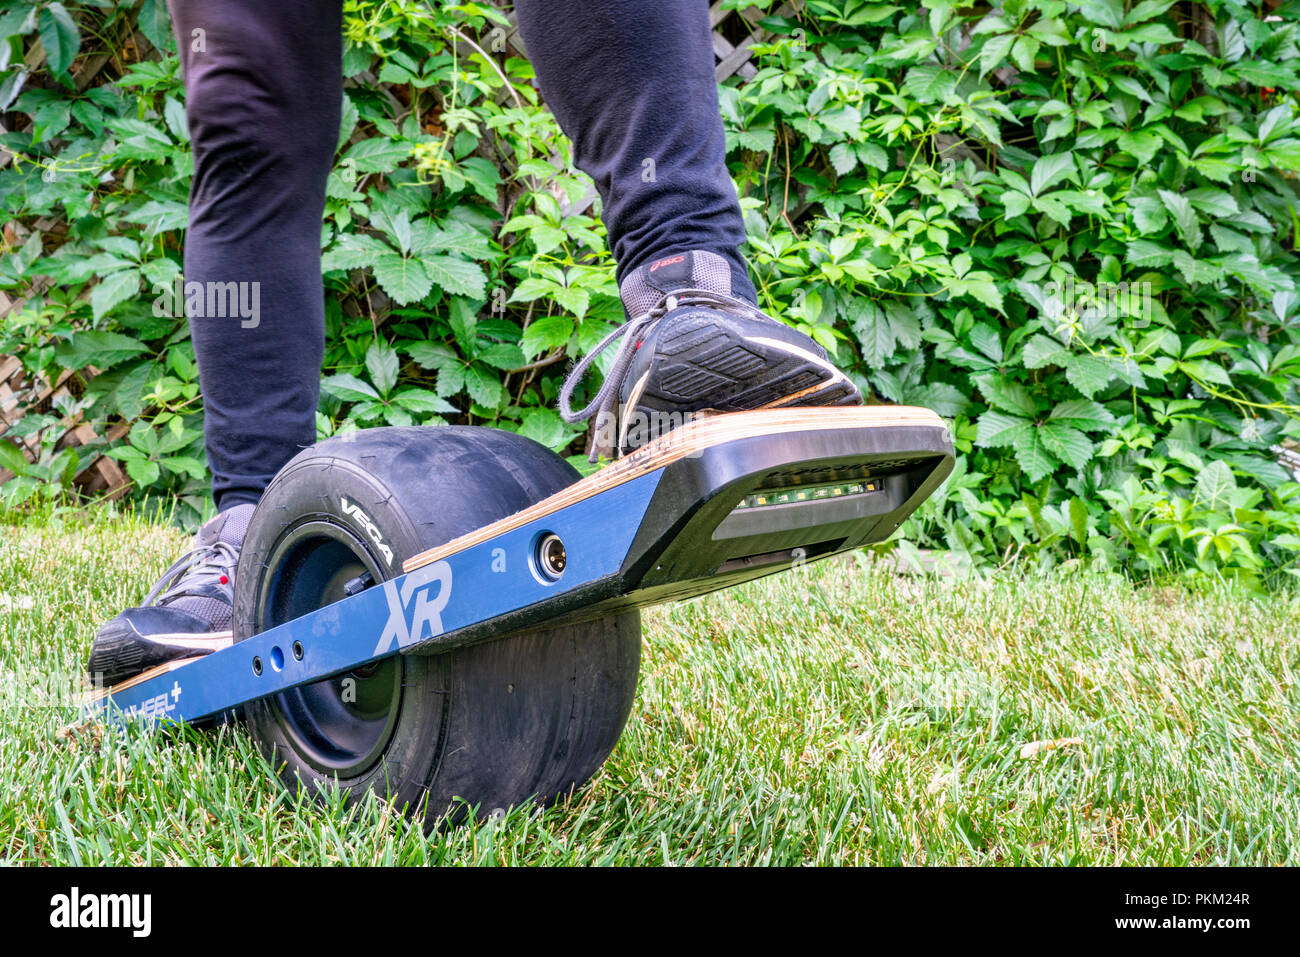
[161,503,255,629]
[619,249,734,316]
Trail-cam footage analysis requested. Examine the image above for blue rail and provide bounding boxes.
[91,469,664,724]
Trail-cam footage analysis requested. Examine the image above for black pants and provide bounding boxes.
[167,0,752,510]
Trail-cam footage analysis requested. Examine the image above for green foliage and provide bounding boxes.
[0,415,81,509]
[0,0,1298,583]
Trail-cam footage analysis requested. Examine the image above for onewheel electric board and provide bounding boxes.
[88,406,953,824]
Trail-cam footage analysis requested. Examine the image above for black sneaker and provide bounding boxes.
[559,250,861,460]
[87,504,255,687]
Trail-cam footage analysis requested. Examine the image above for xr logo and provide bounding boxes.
[374,561,454,655]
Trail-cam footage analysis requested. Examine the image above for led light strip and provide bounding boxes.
[735,480,880,510]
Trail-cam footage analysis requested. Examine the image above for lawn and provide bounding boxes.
[1,510,1297,865]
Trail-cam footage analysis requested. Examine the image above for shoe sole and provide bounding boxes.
[618,313,860,452]
[88,621,233,688]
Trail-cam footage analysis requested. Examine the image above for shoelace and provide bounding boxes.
[144,540,240,607]
[558,287,770,461]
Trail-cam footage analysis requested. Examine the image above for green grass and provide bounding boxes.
[2,509,1298,865]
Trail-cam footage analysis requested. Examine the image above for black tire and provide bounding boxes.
[231,426,641,828]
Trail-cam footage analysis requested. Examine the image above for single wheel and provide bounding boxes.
[231,426,641,827]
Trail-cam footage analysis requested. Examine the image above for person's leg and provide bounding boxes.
[516,2,859,458]
[88,2,342,684]
[513,0,755,302]
[168,0,342,511]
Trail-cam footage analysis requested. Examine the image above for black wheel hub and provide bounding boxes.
[257,520,402,777]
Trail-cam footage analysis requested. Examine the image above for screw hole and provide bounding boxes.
[292,641,304,660]
[252,656,263,676]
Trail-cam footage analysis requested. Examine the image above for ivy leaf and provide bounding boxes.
[1033,193,1072,226]
[847,300,895,369]
[1234,62,1299,89]
[1126,239,1175,267]
[829,142,857,176]
[31,100,71,142]
[0,70,27,114]
[911,382,968,417]
[1177,358,1232,387]
[553,285,590,319]
[856,142,889,171]
[1022,334,1069,369]
[476,342,526,371]
[819,106,862,137]
[508,277,559,304]
[977,374,1040,417]
[1129,196,1168,234]
[903,65,956,103]
[322,233,393,272]
[1125,0,1176,24]
[1050,399,1116,432]
[1002,191,1032,219]
[1038,420,1094,469]
[364,339,399,397]
[121,455,161,487]
[126,199,189,237]
[732,127,776,153]
[322,373,379,403]
[372,254,431,305]
[1030,151,1076,196]
[343,137,411,173]
[1064,355,1114,398]
[1209,224,1253,255]
[1010,35,1040,72]
[1170,250,1223,285]
[968,323,1003,362]
[1273,290,1298,324]
[422,256,486,299]
[406,341,457,373]
[1011,427,1057,481]
[457,157,502,203]
[1069,496,1090,546]
[1263,137,1300,169]
[978,34,1015,77]
[54,330,149,371]
[409,219,493,260]
[1157,188,1201,247]
[381,210,412,254]
[1076,0,1124,29]
[517,408,578,451]
[161,455,208,480]
[1117,129,1161,165]
[520,315,574,360]
[137,0,174,54]
[38,3,79,78]
[952,275,1004,312]
[1184,187,1238,218]
[976,410,1031,448]
[391,387,457,416]
[885,301,922,350]
[85,360,154,421]
[464,364,506,408]
[91,269,142,321]
[1195,460,1236,510]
